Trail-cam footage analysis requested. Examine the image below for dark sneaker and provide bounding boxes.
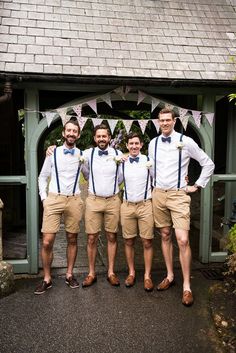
[65,276,79,289]
[34,280,52,295]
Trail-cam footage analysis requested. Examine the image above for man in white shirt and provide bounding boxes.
[148,108,214,306]
[121,132,154,291]
[35,120,85,295]
[82,124,123,288]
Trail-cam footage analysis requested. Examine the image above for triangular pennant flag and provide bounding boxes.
[151,97,160,112]
[124,86,131,96]
[57,108,68,125]
[178,107,188,118]
[73,104,82,118]
[138,120,148,134]
[123,120,133,133]
[164,103,174,110]
[92,117,103,127]
[86,99,97,114]
[137,91,147,105]
[77,116,87,131]
[42,111,57,128]
[205,113,214,126]
[191,110,201,128]
[101,93,112,108]
[107,119,117,134]
[114,86,126,100]
[152,119,160,134]
[179,115,189,130]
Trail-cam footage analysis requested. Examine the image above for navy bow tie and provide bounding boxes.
[63,148,75,155]
[98,150,108,156]
[161,136,171,143]
[129,157,139,163]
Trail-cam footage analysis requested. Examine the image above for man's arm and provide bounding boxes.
[38,156,52,201]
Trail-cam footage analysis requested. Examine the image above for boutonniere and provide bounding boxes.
[146,160,153,169]
[106,155,123,165]
[79,155,86,164]
[176,142,184,150]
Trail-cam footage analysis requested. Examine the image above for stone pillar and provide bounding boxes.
[0,199,15,297]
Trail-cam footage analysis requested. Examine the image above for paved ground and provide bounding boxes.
[0,269,224,353]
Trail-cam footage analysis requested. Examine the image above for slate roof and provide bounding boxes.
[0,0,236,82]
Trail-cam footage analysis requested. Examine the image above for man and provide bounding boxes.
[34,120,85,294]
[121,132,154,291]
[148,108,214,306]
[82,124,123,287]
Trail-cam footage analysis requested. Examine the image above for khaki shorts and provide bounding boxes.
[85,194,121,234]
[152,188,191,230]
[121,199,154,239]
[42,193,84,234]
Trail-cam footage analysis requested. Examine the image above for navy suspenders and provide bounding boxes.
[154,136,159,187]
[90,148,119,196]
[54,148,82,195]
[177,134,184,189]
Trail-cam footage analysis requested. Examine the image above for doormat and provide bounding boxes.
[199,268,224,280]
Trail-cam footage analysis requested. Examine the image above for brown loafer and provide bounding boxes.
[125,275,136,288]
[144,278,154,292]
[157,277,175,291]
[182,290,194,306]
[82,275,97,288]
[107,273,120,286]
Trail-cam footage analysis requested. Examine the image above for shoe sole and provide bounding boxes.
[82,277,97,288]
[156,280,175,291]
[34,284,52,295]
[144,287,154,292]
[65,281,79,289]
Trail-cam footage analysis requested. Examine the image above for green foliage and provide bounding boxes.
[227,224,236,254]
[228,93,236,104]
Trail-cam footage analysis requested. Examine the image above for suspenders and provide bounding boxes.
[90,148,119,196]
[177,134,183,189]
[54,148,82,196]
[122,156,150,201]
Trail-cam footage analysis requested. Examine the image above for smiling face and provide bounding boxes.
[94,128,111,150]
[126,136,143,157]
[158,112,176,137]
[62,122,80,147]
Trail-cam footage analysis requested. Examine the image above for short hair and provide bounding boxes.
[63,119,80,134]
[93,123,111,136]
[158,108,175,119]
[126,131,143,143]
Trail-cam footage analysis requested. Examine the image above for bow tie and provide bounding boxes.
[63,148,75,155]
[129,157,139,163]
[98,150,108,156]
[161,136,171,143]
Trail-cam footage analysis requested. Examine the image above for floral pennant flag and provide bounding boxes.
[42,111,57,128]
[92,117,103,127]
[165,103,174,110]
[114,86,126,100]
[178,108,188,118]
[101,93,112,108]
[57,108,68,125]
[123,120,133,133]
[77,116,87,131]
[179,115,189,130]
[152,119,160,134]
[137,91,147,105]
[73,104,82,118]
[107,119,118,134]
[191,110,201,128]
[86,99,97,114]
[205,113,214,126]
[138,120,148,134]
[124,85,131,96]
[151,97,161,112]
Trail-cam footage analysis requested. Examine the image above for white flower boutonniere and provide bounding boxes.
[146,160,153,169]
[113,155,123,165]
[176,142,184,150]
[79,155,86,164]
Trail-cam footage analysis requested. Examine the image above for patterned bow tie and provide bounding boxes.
[63,148,75,155]
[129,157,139,163]
[161,136,171,143]
[98,150,108,156]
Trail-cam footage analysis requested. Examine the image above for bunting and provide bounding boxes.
[107,119,118,134]
[179,115,190,130]
[205,113,214,126]
[92,117,103,127]
[77,116,87,131]
[86,99,97,114]
[41,111,57,128]
[123,120,133,133]
[138,120,149,134]
[151,97,160,112]
[73,104,82,118]
[152,119,160,134]
[56,108,68,125]
[101,93,112,108]
[137,91,147,105]
[191,110,201,128]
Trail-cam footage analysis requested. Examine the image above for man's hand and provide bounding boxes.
[46,145,56,157]
[186,185,199,193]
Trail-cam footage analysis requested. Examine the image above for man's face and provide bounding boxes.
[94,128,111,150]
[126,137,143,157]
[158,113,176,137]
[62,123,80,147]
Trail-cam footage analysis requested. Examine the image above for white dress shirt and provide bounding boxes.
[122,153,153,202]
[38,145,84,201]
[148,130,215,189]
[83,146,123,197]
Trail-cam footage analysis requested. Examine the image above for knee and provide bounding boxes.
[178,238,189,249]
[42,239,53,251]
[67,235,77,246]
[107,233,117,244]
[88,235,98,247]
[142,239,153,250]
[161,230,172,242]
[125,238,134,247]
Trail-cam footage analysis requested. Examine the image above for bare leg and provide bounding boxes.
[106,232,118,276]
[159,226,174,281]
[41,233,56,282]
[66,232,78,278]
[141,238,153,279]
[87,233,99,276]
[175,228,192,291]
[124,238,135,276]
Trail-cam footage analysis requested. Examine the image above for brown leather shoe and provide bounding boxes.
[182,290,194,306]
[144,278,154,292]
[82,275,97,288]
[157,277,175,291]
[125,275,135,288]
[107,273,120,286]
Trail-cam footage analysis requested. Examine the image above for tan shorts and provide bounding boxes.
[85,194,121,234]
[152,188,191,230]
[121,199,154,239]
[41,193,84,234]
